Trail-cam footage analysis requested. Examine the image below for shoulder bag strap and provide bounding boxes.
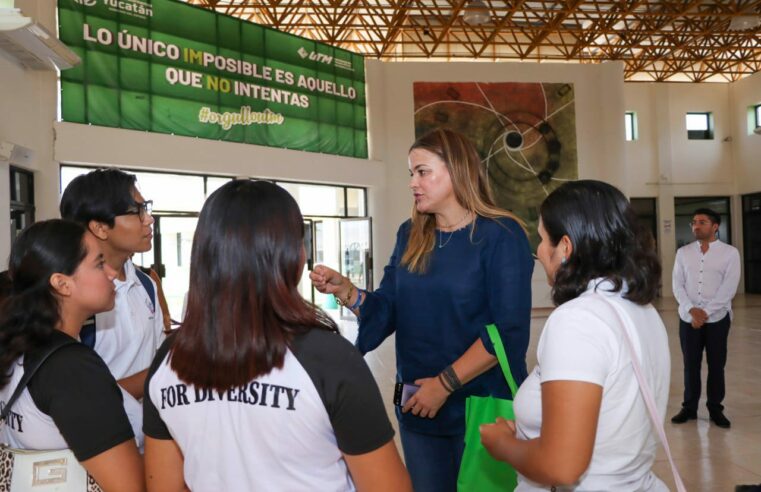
[485,324,518,398]
[596,295,687,492]
[134,268,156,309]
[1,338,78,422]
[80,317,96,349]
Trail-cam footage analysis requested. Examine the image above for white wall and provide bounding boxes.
[623,82,739,295]
[0,0,59,267]
[54,123,386,188]
[730,71,761,196]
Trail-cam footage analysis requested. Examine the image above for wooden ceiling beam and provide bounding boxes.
[523,0,586,58]
[428,0,469,56]
[185,0,761,81]
[378,0,416,57]
[474,0,528,57]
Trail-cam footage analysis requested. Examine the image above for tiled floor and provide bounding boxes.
[339,294,761,491]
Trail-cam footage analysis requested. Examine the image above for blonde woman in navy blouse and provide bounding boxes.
[311,128,534,491]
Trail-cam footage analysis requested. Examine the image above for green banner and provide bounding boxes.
[57,0,367,158]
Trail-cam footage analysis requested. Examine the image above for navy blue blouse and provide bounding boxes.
[358,216,534,436]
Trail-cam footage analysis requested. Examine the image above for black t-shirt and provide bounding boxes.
[20,331,135,460]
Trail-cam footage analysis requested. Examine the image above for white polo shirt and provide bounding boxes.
[672,240,741,323]
[93,260,165,380]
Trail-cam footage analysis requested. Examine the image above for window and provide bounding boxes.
[755,104,761,129]
[10,166,35,240]
[60,165,369,320]
[686,112,713,140]
[624,112,637,141]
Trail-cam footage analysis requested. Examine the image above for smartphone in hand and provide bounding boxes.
[393,382,420,407]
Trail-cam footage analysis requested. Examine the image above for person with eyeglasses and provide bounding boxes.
[671,207,740,429]
[60,168,166,449]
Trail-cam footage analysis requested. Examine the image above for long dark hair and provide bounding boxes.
[0,220,88,388]
[540,180,661,306]
[170,180,337,391]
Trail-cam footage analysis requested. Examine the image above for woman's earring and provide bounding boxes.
[561,256,567,264]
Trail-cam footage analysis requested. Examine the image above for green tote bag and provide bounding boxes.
[457,324,519,492]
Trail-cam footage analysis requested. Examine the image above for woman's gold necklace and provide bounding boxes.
[438,211,471,249]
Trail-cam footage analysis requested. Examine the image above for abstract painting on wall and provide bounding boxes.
[413,82,578,249]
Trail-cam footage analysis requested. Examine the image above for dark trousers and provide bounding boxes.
[399,428,465,492]
[679,314,731,413]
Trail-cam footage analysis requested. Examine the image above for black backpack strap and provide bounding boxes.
[0,338,77,422]
[0,338,78,422]
[134,268,156,310]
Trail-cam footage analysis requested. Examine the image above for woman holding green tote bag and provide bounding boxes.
[481,180,673,491]
[311,129,533,492]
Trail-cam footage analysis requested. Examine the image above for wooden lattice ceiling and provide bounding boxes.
[183,0,761,82]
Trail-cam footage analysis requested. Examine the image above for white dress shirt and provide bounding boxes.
[672,240,741,324]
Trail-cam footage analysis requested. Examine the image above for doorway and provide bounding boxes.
[630,197,658,248]
[742,192,761,293]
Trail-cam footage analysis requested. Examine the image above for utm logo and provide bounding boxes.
[32,458,68,485]
[74,0,98,6]
[296,47,334,65]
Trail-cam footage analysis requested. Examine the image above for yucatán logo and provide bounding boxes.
[74,0,154,18]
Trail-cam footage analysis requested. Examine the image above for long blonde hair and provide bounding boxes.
[401,128,526,274]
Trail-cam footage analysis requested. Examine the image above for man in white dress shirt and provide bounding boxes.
[671,208,740,428]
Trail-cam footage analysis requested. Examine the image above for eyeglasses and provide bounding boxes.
[121,200,153,221]
[689,219,712,227]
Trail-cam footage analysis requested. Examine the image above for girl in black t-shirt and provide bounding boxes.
[0,220,144,492]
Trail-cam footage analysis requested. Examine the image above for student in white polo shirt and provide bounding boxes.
[143,180,412,492]
[60,169,165,446]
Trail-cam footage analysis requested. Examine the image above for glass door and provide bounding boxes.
[155,215,198,322]
[309,218,343,313]
[298,219,315,303]
[339,218,373,319]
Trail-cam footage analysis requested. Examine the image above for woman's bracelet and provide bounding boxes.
[441,365,463,391]
[348,289,364,310]
[438,372,454,393]
[337,282,355,307]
